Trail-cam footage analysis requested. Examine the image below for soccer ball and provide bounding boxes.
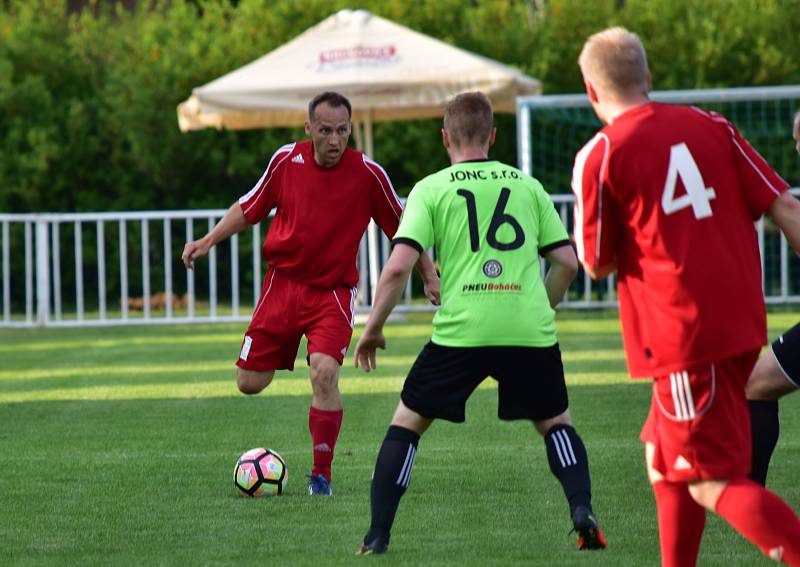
[233,448,287,497]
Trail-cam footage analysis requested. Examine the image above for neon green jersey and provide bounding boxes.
[394,160,570,347]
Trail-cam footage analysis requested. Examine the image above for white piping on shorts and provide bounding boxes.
[655,364,716,422]
[332,287,357,328]
[251,270,277,320]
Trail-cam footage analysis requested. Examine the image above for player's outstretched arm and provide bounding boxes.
[181,202,249,269]
[354,243,420,372]
[769,191,800,254]
[544,244,579,308]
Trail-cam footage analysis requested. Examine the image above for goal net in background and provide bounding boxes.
[517,85,800,306]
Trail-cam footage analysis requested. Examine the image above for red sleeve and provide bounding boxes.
[571,132,619,268]
[238,143,295,224]
[707,111,788,219]
[363,155,403,238]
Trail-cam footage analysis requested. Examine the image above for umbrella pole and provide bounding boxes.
[352,113,380,311]
[353,119,364,153]
[354,120,367,308]
[364,111,374,158]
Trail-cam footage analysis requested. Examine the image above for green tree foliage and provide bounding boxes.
[1,0,799,213]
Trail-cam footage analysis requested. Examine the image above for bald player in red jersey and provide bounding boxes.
[571,28,800,566]
[182,92,440,496]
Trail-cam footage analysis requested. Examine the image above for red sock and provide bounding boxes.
[715,478,800,565]
[308,406,343,482]
[653,481,706,567]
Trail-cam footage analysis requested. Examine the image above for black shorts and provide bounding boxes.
[400,341,568,423]
[772,322,800,388]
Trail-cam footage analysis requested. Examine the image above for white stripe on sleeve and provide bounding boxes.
[690,107,786,196]
[571,133,610,263]
[239,143,295,215]
[363,155,402,220]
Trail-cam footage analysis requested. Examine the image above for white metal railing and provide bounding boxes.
[2,192,798,328]
[0,209,420,328]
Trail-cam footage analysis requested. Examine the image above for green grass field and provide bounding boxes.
[1,311,798,566]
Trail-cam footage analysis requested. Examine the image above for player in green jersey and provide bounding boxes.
[353,92,606,556]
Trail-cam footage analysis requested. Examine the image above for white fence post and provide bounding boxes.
[2,221,10,323]
[35,219,50,326]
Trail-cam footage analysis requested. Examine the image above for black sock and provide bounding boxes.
[544,424,592,516]
[364,425,420,544]
[748,399,780,486]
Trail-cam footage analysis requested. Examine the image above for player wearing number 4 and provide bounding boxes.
[354,91,606,556]
[572,27,800,566]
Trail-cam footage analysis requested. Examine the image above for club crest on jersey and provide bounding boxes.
[482,259,503,278]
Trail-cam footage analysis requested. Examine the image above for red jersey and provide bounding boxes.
[239,140,403,289]
[571,103,788,377]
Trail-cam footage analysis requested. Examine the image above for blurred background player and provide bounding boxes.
[746,109,800,486]
[354,92,605,555]
[182,91,440,497]
[572,27,800,567]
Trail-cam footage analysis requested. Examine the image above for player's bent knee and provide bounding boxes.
[390,401,433,435]
[309,353,340,386]
[310,367,337,387]
[746,351,795,400]
[533,409,572,437]
[236,368,273,395]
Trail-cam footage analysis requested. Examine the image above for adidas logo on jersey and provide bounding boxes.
[673,455,692,471]
[291,154,305,164]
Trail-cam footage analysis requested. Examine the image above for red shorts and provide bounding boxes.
[236,268,357,371]
[639,350,759,482]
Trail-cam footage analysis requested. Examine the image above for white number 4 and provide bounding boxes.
[661,143,716,219]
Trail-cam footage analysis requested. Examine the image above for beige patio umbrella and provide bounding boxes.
[177,8,540,156]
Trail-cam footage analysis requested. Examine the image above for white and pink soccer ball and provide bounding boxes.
[233,448,287,497]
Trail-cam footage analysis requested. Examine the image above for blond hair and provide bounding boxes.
[443,92,494,148]
[578,27,649,95]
